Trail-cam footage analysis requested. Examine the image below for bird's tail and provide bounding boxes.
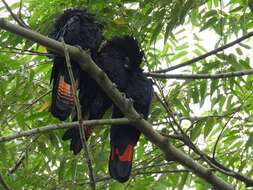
[50,70,78,120]
[109,143,135,183]
[62,126,93,154]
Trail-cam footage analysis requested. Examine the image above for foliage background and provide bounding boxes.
[1,0,253,189]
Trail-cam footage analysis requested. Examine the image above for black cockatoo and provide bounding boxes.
[62,36,141,154]
[49,9,103,120]
[108,38,154,183]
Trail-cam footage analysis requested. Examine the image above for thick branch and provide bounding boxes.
[0,118,129,142]
[0,19,235,190]
[153,31,253,73]
[148,69,253,80]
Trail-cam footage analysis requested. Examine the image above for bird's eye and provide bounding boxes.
[124,64,130,69]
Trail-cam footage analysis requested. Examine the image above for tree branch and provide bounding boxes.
[8,135,40,174]
[1,0,29,28]
[61,38,96,190]
[0,19,235,190]
[0,118,129,142]
[153,31,253,73]
[3,90,51,125]
[147,69,253,80]
[133,169,189,176]
[0,173,12,190]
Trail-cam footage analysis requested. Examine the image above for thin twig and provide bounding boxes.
[4,46,51,56]
[153,30,253,73]
[133,162,174,171]
[154,81,184,135]
[0,49,50,56]
[8,135,40,174]
[18,0,23,17]
[61,38,96,190]
[1,0,28,28]
[181,126,253,187]
[154,80,253,186]
[212,93,252,158]
[148,69,253,80]
[134,169,189,176]
[4,90,51,125]
[0,173,12,190]
[0,118,129,143]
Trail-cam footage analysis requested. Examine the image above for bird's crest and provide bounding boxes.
[106,36,144,70]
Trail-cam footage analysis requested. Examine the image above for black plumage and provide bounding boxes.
[62,36,141,154]
[50,17,153,182]
[108,37,154,183]
[49,9,103,121]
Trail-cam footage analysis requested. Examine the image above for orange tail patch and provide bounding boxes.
[57,75,74,105]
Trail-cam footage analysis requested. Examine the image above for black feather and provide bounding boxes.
[49,9,103,121]
[64,36,144,155]
[108,36,154,183]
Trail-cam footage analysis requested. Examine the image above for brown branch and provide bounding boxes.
[0,118,129,142]
[0,173,12,190]
[153,31,253,73]
[147,69,253,80]
[0,19,235,190]
[61,38,96,190]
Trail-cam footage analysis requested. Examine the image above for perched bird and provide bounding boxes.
[49,9,103,121]
[108,37,154,183]
[62,36,139,154]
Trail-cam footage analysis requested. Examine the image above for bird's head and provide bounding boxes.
[107,35,144,71]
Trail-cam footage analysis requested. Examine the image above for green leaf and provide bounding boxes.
[200,17,218,31]
[204,118,215,138]
[235,47,243,55]
[239,43,251,49]
[191,122,203,141]
[245,133,253,150]
[58,155,65,180]
[170,51,188,62]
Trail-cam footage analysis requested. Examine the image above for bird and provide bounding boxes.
[62,35,140,154]
[108,37,154,183]
[49,8,103,121]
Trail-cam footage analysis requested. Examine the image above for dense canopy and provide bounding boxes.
[1,0,253,189]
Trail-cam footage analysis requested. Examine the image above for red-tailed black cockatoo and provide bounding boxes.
[106,36,154,183]
[62,35,138,154]
[49,9,103,121]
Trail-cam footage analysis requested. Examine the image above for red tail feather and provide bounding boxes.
[111,144,134,162]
